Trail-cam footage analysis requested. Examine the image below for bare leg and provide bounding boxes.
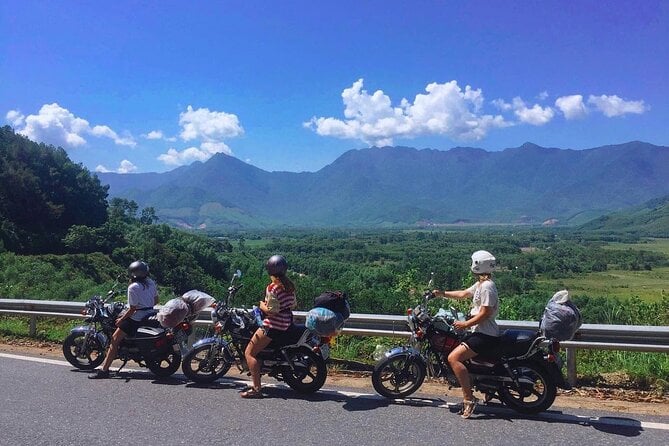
[101,328,126,372]
[448,343,478,401]
[244,328,273,393]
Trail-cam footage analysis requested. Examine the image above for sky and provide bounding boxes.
[1,1,668,174]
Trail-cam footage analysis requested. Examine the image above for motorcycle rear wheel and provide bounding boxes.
[498,362,557,414]
[62,332,105,370]
[147,350,182,378]
[372,354,426,398]
[182,344,232,383]
[282,348,327,394]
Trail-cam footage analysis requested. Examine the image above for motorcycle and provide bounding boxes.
[181,270,330,394]
[62,279,195,377]
[371,275,569,414]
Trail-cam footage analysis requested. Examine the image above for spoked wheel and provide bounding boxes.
[182,344,232,383]
[283,348,327,394]
[147,350,182,378]
[372,354,426,398]
[62,332,105,370]
[498,362,557,414]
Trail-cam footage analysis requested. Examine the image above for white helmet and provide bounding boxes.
[470,250,496,274]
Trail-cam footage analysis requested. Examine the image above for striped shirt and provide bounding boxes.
[263,282,296,331]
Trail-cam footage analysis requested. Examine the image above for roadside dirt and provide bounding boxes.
[2,337,667,416]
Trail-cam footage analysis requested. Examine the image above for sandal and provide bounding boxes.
[240,387,263,399]
[460,398,478,419]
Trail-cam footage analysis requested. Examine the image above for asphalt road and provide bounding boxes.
[1,353,668,446]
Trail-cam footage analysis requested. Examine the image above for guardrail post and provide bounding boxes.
[29,315,37,337]
[566,347,577,387]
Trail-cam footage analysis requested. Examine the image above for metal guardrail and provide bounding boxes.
[1,299,668,386]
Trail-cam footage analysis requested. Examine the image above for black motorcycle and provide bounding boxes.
[62,281,194,377]
[181,270,329,393]
[371,276,569,414]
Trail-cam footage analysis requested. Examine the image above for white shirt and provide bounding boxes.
[127,279,158,321]
[466,280,500,337]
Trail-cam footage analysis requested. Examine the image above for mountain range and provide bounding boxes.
[97,141,669,229]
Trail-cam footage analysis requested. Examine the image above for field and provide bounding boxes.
[541,267,669,302]
[537,238,669,302]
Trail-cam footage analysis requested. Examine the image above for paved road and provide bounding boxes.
[1,353,668,446]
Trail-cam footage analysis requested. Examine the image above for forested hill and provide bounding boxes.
[579,195,669,236]
[0,126,108,253]
[98,141,669,229]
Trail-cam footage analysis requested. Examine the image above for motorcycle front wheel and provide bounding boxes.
[147,350,182,378]
[62,332,105,370]
[372,353,426,398]
[182,344,232,383]
[498,362,557,414]
[282,348,327,394]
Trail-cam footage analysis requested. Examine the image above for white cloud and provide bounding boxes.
[157,141,232,166]
[6,103,136,148]
[537,91,549,101]
[95,159,137,174]
[6,110,25,127]
[179,105,243,142]
[510,97,555,126]
[157,105,241,166]
[117,159,138,173]
[587,94,648,117]
[492,97,555,126]
[555,95,587,120]
[144,130,164,140]
[305,79,509,145]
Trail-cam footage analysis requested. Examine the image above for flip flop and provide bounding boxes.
[240,388,263,399]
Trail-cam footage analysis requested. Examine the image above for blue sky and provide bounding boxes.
[2,1,667,174]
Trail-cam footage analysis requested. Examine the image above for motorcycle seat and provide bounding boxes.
[500,329,540,357]
[266,324,307,349]
[127,325,165,341]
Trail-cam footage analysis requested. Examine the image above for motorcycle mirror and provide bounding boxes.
[427,272,434,288]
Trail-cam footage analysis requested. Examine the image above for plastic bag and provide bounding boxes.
[156,298,189,328]
[540,290,582,341]
[306,307,345,336]
[181,290,216,314]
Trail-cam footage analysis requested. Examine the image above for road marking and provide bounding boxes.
[2,352,668,431]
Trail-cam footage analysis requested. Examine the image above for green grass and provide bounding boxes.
[541,267,669,302]
[601,238,669,256]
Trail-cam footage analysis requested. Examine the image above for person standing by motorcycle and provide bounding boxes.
[88,261,159,379]
[433,250,500,418]
[241,254,297,398]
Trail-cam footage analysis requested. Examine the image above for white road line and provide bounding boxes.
[2,352,668,431]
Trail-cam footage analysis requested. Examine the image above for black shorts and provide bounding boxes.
[261,326,291,342]
[462,332,501,357]
[118,318,143,336]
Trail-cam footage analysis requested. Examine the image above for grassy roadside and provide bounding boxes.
[3,315,666,394]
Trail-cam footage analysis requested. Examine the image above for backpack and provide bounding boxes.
[540,290,582,341]
[313,291,351,320]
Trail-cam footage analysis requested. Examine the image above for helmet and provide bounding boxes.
[470,250,496,274]
[128,260,149,279]
[265,254,288,276]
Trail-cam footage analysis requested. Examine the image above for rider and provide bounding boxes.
[88,261,159,379]
[432,250,501,418]
[241,254,297,398]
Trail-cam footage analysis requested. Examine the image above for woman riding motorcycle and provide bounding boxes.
[432,250,501,418]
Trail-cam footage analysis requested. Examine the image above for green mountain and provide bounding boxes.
[579,195,669,236]
[95,141,669,229]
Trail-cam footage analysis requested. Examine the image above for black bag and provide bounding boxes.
[314,291,351,320]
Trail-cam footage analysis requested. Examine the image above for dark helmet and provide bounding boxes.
[128,260,149,279]
[265,254,288,276]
